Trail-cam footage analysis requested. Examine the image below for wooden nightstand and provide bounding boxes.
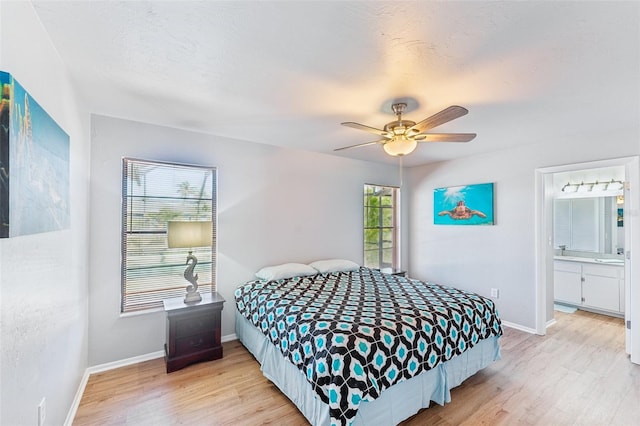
[163,292,225,373]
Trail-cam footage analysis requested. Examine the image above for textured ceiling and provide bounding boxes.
[31,1,639,167]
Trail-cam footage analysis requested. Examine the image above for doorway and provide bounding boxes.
[535,156,639,364]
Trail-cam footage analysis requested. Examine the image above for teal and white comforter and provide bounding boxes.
[234,267,502,426]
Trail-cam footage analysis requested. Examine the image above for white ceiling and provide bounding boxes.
[30,1,639,167]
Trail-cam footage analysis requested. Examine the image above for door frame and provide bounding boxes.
[534,156,639,364]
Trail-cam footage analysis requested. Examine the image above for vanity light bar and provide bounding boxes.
[561,179,623,193]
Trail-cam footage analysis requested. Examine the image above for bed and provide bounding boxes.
[234,263,502,426]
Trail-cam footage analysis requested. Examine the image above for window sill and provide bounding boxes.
[119,306,164,318]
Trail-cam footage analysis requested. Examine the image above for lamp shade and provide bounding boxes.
[383,136,418,156]
[167,221,212,248]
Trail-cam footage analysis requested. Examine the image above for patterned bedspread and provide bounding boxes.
[234,267,502,426]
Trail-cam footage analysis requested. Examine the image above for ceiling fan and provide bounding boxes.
[336,102,476,156]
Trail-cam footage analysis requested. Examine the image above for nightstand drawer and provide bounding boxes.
[175,332,216,356]
[175,312,217,337]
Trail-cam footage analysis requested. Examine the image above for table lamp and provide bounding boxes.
[167,220,212,303]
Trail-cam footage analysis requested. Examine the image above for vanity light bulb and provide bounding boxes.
[607,180,623,191]
[577,182,592,193]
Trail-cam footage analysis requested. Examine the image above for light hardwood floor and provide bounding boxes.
[74,310,640,425]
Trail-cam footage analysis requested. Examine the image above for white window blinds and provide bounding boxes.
[121,158,217,313]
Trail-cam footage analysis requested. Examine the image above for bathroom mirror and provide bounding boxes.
[553,196,623,254]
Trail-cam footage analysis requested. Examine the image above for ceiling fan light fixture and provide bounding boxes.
[383,136,417,156]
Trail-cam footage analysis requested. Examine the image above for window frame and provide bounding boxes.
[363,183,400,270]
[121,157,217,314]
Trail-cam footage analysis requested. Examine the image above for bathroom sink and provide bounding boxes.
[595,258,624,264]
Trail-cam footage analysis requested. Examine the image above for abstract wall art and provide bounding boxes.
[434,182,494,225]
[0,71,70,238]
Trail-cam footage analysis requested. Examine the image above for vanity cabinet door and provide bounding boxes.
[554,261,582,305]
[582,264,621,312]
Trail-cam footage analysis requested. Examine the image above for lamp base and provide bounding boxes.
[184,291,202,304]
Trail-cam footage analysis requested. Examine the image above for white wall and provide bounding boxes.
[407,130,639,329]
[88,115,402,365]
[0,2,90,426]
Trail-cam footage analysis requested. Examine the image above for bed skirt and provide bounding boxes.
[236,312,501,425]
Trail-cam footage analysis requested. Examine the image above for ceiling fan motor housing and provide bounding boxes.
[386,103,420,137]
[384,120,418,137]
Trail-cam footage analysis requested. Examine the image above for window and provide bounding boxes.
[121,158,216,313]
[363,184,399,270]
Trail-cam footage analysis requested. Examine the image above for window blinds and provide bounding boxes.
[121,158,217,313]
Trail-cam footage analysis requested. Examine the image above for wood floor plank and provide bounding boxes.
[73,311,639,425]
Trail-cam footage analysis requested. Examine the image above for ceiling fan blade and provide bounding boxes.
[409,105,469,133]
[415,133,477,142]
[334,140,386,152]
[341,122,391,137]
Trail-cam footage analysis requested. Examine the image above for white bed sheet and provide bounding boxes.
[236,312,501,425]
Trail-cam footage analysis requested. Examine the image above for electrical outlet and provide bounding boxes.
[490,288,499,298]
[38,397,46,426]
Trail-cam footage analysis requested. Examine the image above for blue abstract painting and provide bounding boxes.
[434,182,494,225]
[0,71,69,237]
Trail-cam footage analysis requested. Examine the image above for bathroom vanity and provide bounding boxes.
[554,256,624,317]
[553,187,625,318]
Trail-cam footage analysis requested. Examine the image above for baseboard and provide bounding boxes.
[501,320,538,334]
[546,318,557,328]
[65,333,238,424]
[222,332,237,342]
[63,369,91,426]
[87,350,165,375]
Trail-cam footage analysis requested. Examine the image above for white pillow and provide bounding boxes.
[255,263,318,281]
[309,259,360,274]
